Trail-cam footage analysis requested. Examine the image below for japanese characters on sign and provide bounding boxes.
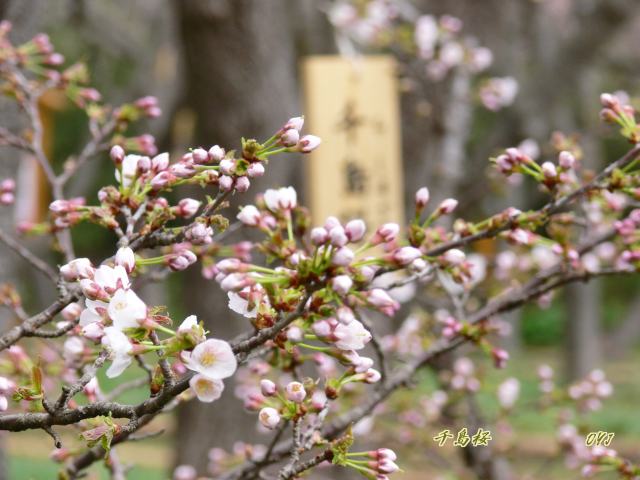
[302,55,404,227]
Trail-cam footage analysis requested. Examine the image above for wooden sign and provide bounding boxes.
[302,55,404,228]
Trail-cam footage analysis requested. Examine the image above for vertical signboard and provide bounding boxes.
[302,55,403,227]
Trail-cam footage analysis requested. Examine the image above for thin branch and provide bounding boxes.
[0,228,57,282]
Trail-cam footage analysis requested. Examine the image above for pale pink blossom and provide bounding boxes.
[264,187,297,212]
[108,289,147,330]
[101,327,133,378]
[208,145,225,162]
[285,381,306,403]
[331,275,353,296]
[298,135,321,153]
[115,247,136,273]
[183,338,237,379]
[259,407,281,429]
[260,379,277,397]
[236,205,262,227]
[189,374,224,403]
[60,258,94,281]
[497,378,520,409]
[334,320,371,350]
[345,219,366,242]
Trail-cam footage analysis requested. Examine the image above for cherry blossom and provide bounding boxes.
[101,327,133,378]
[189,374,225,403]
[183,338,237,379]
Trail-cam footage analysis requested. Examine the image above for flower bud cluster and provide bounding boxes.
[0,178,14,205]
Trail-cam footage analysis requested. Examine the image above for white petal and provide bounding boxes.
[189,374,224,402]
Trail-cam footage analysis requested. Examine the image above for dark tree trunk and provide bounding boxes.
[172,0,303,473]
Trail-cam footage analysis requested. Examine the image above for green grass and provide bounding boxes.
[9,456,165,480]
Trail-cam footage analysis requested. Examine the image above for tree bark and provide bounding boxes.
[172,0,303,473]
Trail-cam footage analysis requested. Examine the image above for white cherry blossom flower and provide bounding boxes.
[115,247,136,273]
[228,291,258,318]
[115,154,141,188]
[108,289,147,330]
[334,319,371,350]
[183,338,237,379]
[259,407,281,429]
[178,315,198,333]
[101,327,133,378]
[79,299,108,326]
[264,187,297,212]
[93,265,130,293]
[189,374,225,403]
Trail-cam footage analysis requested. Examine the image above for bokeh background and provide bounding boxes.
[0,0,639,478]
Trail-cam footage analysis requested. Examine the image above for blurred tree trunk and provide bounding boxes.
[606,296,640,354]
[172,0,306,473]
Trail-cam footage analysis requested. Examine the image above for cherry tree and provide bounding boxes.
[0,16,638,480]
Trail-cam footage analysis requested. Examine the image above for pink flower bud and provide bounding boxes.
[345,219,366,242]
[208,145,225,162]
[61,303,82,322]
[135,96,158,109]
[185,223,213,244]
[329,226,348,247]
[0,192,13,205]
[558,151,575,169]
[260,379,277,397]
[235,176,250,193]
[280,128,300,147]
[367,289,399,316]
[150,171,175,190]
[311,390,327,410]
[312,320,332,338]
[115,247,136,273]
[177,198,201,218]
[220,273,254,292]
[216,258,243,274]
[49,199,71,214]
[258,407,281,429]
[492,348,509,369]
[373,223,400,244]
[310,227,328,245]
[168,250,197,272]
[219,175,234,191]
[298,135,321,153]
[60,258,94,281]
[331,275,353,296]
[364,368,381,384]
[247,162,265,177]
[284,116,304,132]
[442,248,465,265]
[110,145,125,165]
[151,153,169,171]
[415,187,430,209]
[287,325,303,342]
[219,159,235,175]
[600,93,617,108]
[237,205,261,226]
[324,216,341,230]
[437,198,458,215]
[136,156,151,173]
[192,148,209,164]
[169,163,195,178]
[377,459,399,474]
[391,246,422,266]
[0,179,14,193]
[285,381,306,403]
[541,161,557,178]
[371,449,397,461]
[332,247,354,266]
[336,306,355,325]
[45,52,64,66]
